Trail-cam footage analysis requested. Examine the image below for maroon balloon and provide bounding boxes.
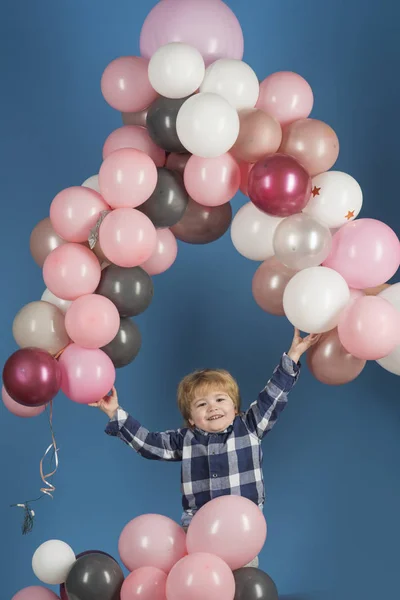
[2,347,61,407]
[248,153,312,217]
[60,551,117,599]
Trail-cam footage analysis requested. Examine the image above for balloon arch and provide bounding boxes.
[7,1,400,600]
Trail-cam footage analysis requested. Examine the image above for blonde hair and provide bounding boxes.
[177,368,241,427]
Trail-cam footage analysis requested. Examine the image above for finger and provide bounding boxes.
[88,402,100,407]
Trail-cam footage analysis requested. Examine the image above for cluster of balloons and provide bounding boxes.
[12,496,279,600]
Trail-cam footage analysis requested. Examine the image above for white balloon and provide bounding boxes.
[283,266,350,333]
[82,174,100,193]
[200,58,259,110]
[177,93,240,158]
[303,171,363,229]
[376,283,400,374]
[41,288,72,314]
[32,540,76,585]
[231,202,283,261]
[148,42,205,99]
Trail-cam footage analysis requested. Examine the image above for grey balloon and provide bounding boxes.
[65,552,124,600]
[234,567,278,600]
[102,318,142,368]
[146,96,188,153]
[139,167,189,227]
[272,213,332,270]
[96,265,154,317]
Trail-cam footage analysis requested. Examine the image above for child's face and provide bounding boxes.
[188,388,237,433]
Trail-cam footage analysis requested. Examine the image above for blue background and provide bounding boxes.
[1,1,399,599]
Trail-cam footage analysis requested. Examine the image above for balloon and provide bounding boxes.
[256,71,313,127]
[323,218,400,289]
[101,56,158,112]
[273,213,332,270]
[141,229,178,275]
[147,96,188,153]
[13,301,69,355]
[200,59,259,110]
[59,344,115,404]
[82,174,100,193]
[283,266,350,333]
[171,198,232,244]
[177,93,240,158]
[122,108,148,128]
[99,208,157,268]
[148,42,205,99]
[12,587,60,600]
[306,328,366,385]
[103,126,166,167]
[184,153,240,207]
[233,568,278,600]
[303,171,363,229]
[3,348,61,407]
[248,153,311,217]
[140,0,244,67]
[2,385,46,418]
[165,152,191,174]
[32,540,76,585]
[166,553,235,600]
[139,168,189,227]
[96,265,154,317]
[43,243,101,301]
[239,161,254,196]
[118,514,186,573]
[338,296,400,360]
[376,284,400,374]
[231,109,282,163]
[60,550,118,600]
[252,257,298,316]
[121,567,167,600]
[50,186,109,243]
[65,553,124,600]
[186,496,267,571]
[41,288,72,314]
[230,202,283,261]
[101,318,142,368]
[65,294,120,349]
[279,118,339,176]
[30,217,66,268]
[99,148,158,209]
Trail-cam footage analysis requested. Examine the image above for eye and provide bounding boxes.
[197,402,206,408]
[217,398,226,403]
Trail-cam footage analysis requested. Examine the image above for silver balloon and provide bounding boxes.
[273,213,332,270]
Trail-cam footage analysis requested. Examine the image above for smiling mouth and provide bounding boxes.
[207,415,224,421]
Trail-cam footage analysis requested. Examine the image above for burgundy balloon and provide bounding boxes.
[2,348,61,407]
[60,551,117,599]
[248,153,312,217]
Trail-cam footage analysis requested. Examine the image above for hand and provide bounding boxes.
[89,387,119,419]
[287,327,320,363]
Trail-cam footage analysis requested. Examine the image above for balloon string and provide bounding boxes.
[40,400,59,498]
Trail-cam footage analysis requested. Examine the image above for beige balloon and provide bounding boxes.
[252,256,298,316]
[12,301,70,356]
[30,217,66,267]
[122,109,148,128]
[231,108,282,163]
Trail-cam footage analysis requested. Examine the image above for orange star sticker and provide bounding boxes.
[345,210,355,220]
[311,186,321,197]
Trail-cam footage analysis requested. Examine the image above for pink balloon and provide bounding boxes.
[43,243,101,300]
[65,294,120,349]
[99,148,158,209]
[12,587,60,600]
[121,567,167,600]
[323,218,400,289]
[59,344,115,404]
[338,296,400,360]
[118,514,187,573]
[140,0,244,67]
[141,229,178,275]
[2,385,45,418]
[184,154,240,207]
[257,71,314,126]
[99,208,157,267]
[50,186,110,243]
[238,161,254,196]
[103,126,166,167]
[101,56,158,112]
[186,496,266,571]
[166,553,235,600]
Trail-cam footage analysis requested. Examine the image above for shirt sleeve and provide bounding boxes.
[105,408,184,461]
[244,353,300,439]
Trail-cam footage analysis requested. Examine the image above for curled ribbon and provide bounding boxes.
[39,400,59,498]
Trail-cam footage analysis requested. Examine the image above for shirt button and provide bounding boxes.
[212,473,218,478]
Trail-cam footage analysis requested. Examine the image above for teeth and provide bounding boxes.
[208,415,222,420]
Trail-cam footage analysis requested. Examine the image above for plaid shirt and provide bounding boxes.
[105,353,300,526]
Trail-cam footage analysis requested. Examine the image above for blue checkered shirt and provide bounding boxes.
[105,353,300,526]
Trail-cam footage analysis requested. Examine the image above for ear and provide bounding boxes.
[188,418,195,427]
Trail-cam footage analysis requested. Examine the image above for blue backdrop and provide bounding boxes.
[1,1,399,599]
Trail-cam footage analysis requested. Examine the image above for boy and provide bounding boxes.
[91,327,318,566]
